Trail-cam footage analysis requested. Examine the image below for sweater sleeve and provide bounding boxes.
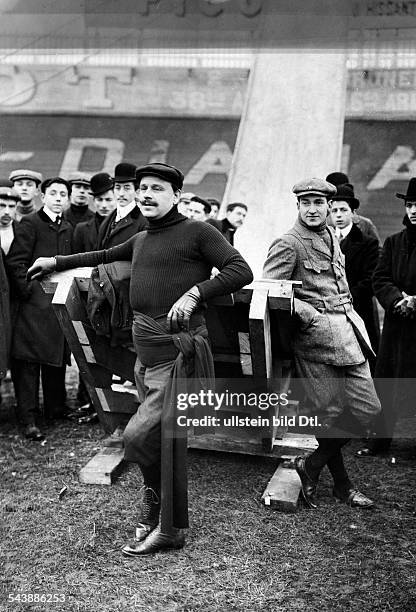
[55,234,137,271]
[372,236,403,311]
[194,223,253,300]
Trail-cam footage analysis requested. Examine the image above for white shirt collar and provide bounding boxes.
[115,201,136,222]
[42,207,60,223]
[336,222,353,240]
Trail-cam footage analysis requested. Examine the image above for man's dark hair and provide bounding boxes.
[190,196,211,215]
[41,177,72,196]
[226,202,248,213]
[206,198,220,209]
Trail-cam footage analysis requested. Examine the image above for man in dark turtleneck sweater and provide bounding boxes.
[9,169,43,221]
[28,162,253,556]
[358,177,416,458]
[63,172,94,228]
[263,177,381,511]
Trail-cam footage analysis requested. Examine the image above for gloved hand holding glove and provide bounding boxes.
[26,257,57,281]
[167,285,201,332]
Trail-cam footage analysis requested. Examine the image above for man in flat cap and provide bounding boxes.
[27,161,253,554]
[97,163,147,249]
[9,169,43,221]
[263,177,380,510]
[63,172,94,229]
[7,177,73,440]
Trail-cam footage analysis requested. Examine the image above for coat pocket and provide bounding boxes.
[303,259,330,274]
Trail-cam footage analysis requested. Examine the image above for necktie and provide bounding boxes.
[55,215,61,225]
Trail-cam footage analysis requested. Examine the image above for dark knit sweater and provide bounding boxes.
[55,208,253,320]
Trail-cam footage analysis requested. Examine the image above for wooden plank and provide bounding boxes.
[262,465,301,513]
[238,331,253,376]
[72,320,90,345]
[248,287,271,379]
[79,447,125,485]
[273,433,318,456]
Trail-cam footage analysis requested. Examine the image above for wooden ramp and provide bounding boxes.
[42,270,315,510]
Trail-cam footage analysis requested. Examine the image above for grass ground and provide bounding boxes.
[1,370,415,612]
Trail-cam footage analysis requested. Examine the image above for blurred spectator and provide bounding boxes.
[7,177,73,440]
[177,192,195,216]
[9,169,43,221]
[0,185,19,256]
[187,196,211,221]
[358,177,416,457]
[98,163,147,249]
[73,173,116,253]
[206,198,220,219]
[326,172,380,242]
[207,202,248,245]
[63,172,94,228]
[330,183,380,356]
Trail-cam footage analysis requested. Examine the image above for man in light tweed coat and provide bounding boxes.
[263,178,381,509]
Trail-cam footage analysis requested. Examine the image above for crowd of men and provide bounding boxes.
[1,160,415,556]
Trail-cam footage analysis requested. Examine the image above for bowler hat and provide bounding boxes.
[90,172,114,196]
[114,163,137,184]
[9,169,43,185]
[293,177,337,198]
[135,163,184,191]
[326,172,350,187]
[0,185,20,201]
[396,177,416,201]
[67,171,91,186]
[330,183,360,211]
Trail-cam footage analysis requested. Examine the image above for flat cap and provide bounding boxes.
[9,169,43,185]
[0,185,20,200]
[293,177,337,198]
[136,163,184,191]
[67,171,91,186]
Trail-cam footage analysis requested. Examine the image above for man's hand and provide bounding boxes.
[27,257,56,281]
[167,285,201,332]
[394,292,416,317]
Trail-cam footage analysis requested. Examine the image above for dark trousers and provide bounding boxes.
[11,358,66,425]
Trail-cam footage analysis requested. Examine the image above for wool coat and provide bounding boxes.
[263,219,373,366]
[0,251,10,378]
[97,205,147,249]
[340,223,380,352]
[372,223,416,413]
[72,214,103,253]
[6,209,73,366]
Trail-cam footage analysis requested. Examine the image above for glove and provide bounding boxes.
[167,285,201,332]
[26,257,56,281]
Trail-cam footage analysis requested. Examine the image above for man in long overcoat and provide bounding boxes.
[330,183,380,356]
[263,178,381,509]
[358,177,416,456]
[7,177,73,440]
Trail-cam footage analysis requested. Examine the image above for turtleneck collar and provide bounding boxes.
[147,204,186,233]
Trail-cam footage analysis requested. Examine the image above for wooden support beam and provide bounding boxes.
[262,464,301,513]
[79,447,125,485]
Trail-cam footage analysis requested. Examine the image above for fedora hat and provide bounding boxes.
[331,183,360,211]
[396,177,416,200]
[114,163,137,184]
[90,172,114,196]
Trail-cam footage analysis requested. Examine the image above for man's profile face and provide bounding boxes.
[209,204,219,219]
[137,175,177,220]
[114,181,136,207]
[405,200,416,225]
[71,182,90,207]
[12,179,38,203]
[41,182,69,214]
[188,201,208,221]
[226,206,247,228]
[329,200,354,230]
[94,190,116,217]
[0,198,17,226]
[297,195,329,227]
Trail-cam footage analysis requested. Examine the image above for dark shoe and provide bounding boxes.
[122,524,185,557]
[23,424,44,441]
[333,487,374,509]
[294,456,318,509]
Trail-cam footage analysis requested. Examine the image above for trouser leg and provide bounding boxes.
[41,363,67,418]
[11,358,40,426]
